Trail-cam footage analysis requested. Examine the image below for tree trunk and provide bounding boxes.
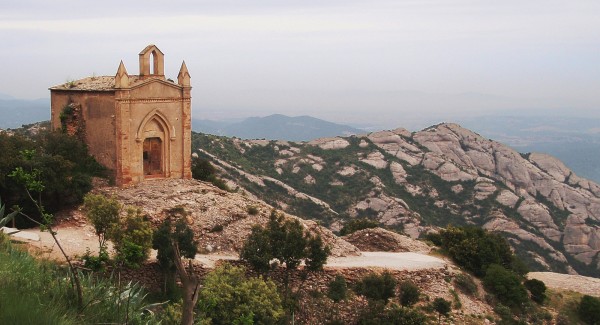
[173,242,200,325]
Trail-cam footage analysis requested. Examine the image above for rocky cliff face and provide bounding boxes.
[193,123,600,276]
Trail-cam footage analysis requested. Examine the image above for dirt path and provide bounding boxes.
[529,272,600,297]
[17,224,447,271]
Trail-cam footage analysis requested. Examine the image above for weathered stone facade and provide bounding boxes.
[50,45,192,186]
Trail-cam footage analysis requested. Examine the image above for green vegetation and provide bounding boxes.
[198,263,284,325]
[483,264,528,309]
[106,207,153,268]
[191,156,230,191]
[240,210,330,276]
[431,297,452,324]
[357,303,428,325]
[339,217,379,236]
[398,281,421,307]
[438,226,526,277]
[0,131,105,227]
[0,233,155,324]
[83,193,120,267]
[152,209,198,297]
[354,271,397,304]
[578,295,600,325]
[453,273,478,296]
[327,275,348,302]
[524,278,547,304]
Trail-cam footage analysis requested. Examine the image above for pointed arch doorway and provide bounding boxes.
[143,137,163,176]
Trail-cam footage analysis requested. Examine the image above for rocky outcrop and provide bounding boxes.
[196,123,600,275]
[104,179,359,257]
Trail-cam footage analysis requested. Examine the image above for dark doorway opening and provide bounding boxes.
[143,137,162,176]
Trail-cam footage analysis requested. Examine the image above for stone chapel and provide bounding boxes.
[49,45,192,186]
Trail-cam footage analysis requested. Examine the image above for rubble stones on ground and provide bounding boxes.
[343,228,431,253]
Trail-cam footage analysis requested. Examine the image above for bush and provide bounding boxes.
[340,218,379,236]
[355,271,396,303]
[399,281,420,307]
[110,207,153,268]
[328,275,348,302]
[240,210,330,275]
[432,297,452,322]
[357,303,427,325]
[524,279,546,304]
[454,273,478,296]
[1,131,105,226]
[483,264,528,309]
[198,263,284,324]
[247,205,259,215]
[83,193,120,254]
[439,226,525,277]
[578,295,600,325]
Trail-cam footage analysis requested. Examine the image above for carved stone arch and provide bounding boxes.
[136,109,176,142]
[137,109,174,178]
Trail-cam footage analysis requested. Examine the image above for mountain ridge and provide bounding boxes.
[192,114,363,141]
[193,122,600,276]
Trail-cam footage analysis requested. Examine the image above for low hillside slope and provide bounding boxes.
[193,123,600,276]
[101,179,359,257]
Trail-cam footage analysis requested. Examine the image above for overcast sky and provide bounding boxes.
[1,0,598,128]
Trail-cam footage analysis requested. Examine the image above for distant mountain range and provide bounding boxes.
[192,114,363,141]
[0,94,597,183]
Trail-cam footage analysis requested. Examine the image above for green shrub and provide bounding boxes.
[340,218,379,236]
[431,297,452,323]
[483,264,528,309]
[578,295,600,325]
[110,207,153,268]
[439,226,525,277]
[454,273,478,296]
[524,278,547,304]
[210,224,224,232]
[247,205,259,215]
[328,275,348,302]
[198,263,284,324]
[240,210,330,275]
[355,271,397,303]
[399,281,420,307]
[357,303,427,325]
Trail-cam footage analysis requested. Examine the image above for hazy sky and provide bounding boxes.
[1,0,599,128]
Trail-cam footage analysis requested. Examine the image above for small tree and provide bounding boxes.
[328,275,348,303]
[240,210,330,281]
[399,281,420,307]
[109,207,153,268]
[83,193,120,258]
[152,209,199,325]
[579,295,600,325]
[240,210,330,318]
[153,213,198,296]
[432,297,451,324]
[198,263,284,324]
[524,278,546,304]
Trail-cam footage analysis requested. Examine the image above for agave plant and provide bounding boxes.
[0,197,18,228]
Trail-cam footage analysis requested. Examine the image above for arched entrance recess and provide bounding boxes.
[137,110,173,178]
